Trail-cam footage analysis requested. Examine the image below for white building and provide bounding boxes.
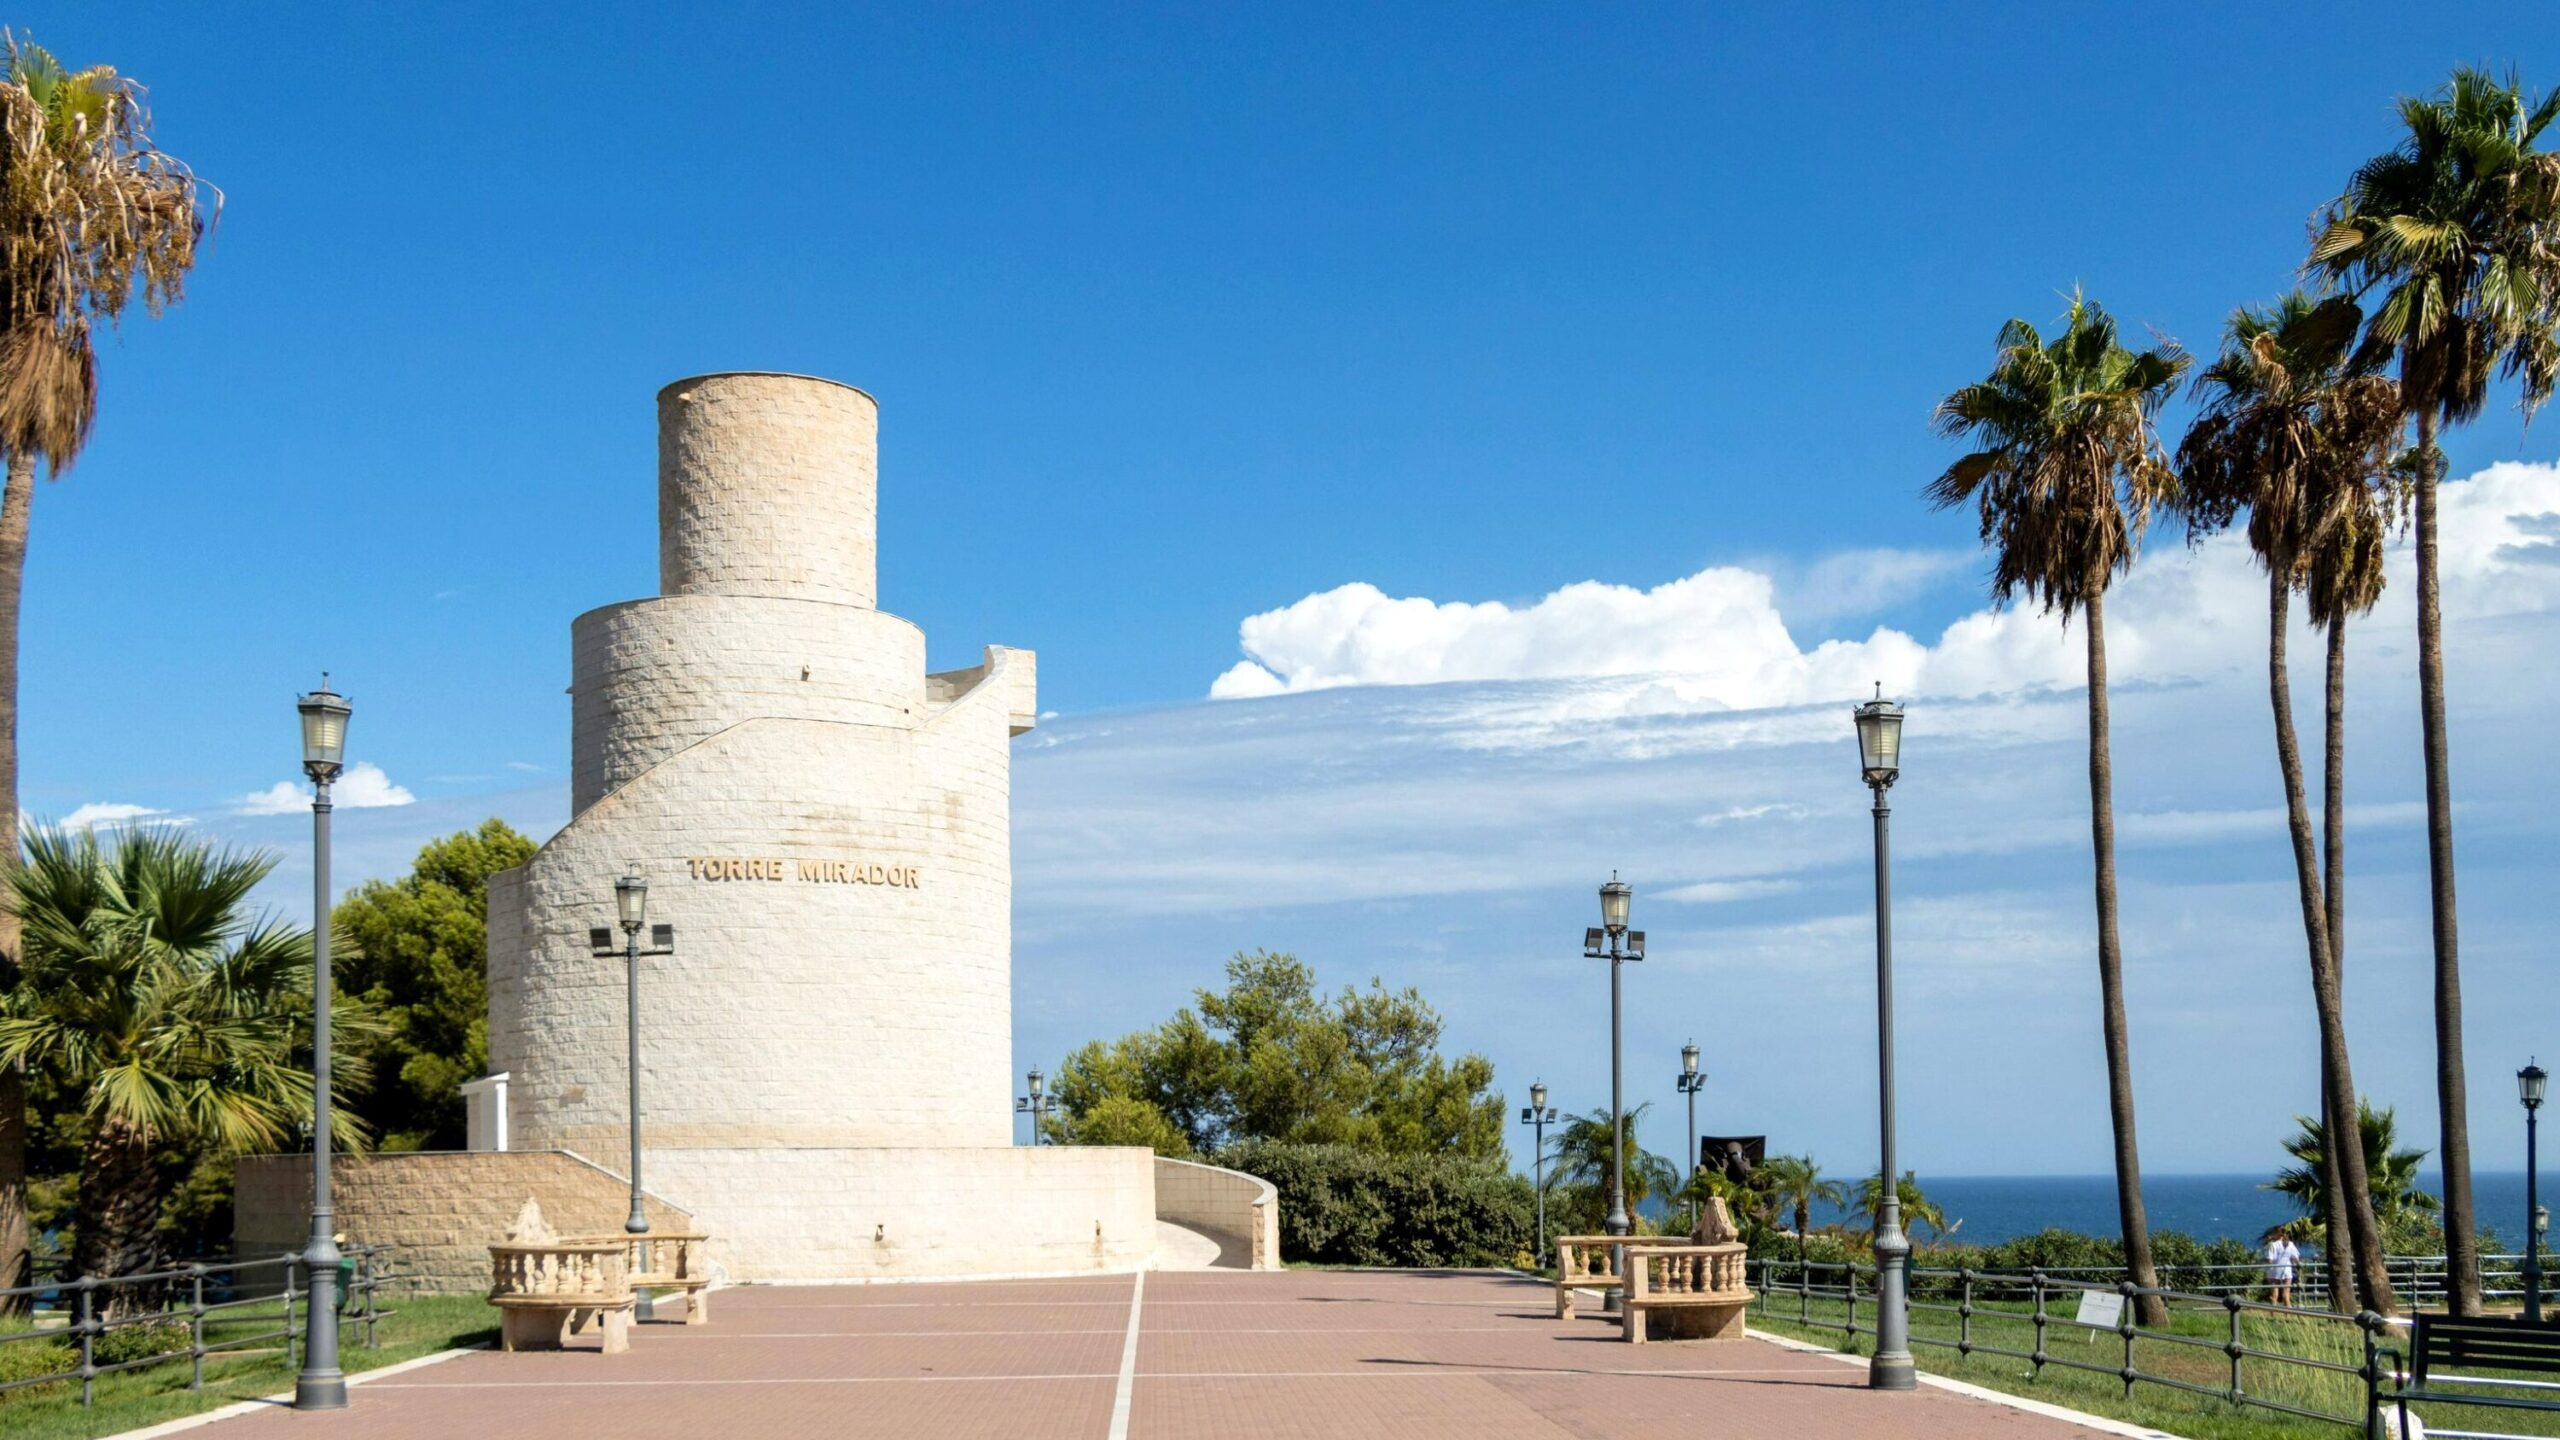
[482,372,1157,1280]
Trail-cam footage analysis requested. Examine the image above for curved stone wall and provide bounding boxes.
[658,373,879,607]
[569,596,926,812]
[1152,1156,1281,1270]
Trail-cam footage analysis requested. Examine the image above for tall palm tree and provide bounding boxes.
[2269,1101,2441,1256]
[1757,1153,1847,1263]
[2310,67,2560,1315]
[1545,1103,1680,1224]
[0,38,212,1301]
[1856,1170,1953,1244]
[0,826,366,1311]
[2176,292,2404,1315]
[1930,292,2187,1324]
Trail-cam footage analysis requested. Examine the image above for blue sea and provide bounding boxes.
[1777,1171,2544,1249]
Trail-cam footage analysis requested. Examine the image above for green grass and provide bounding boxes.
[1747,1284,2560,1440]
[0,1292,497,1440]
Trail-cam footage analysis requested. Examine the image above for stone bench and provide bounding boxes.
[1553,1235,1629,1319]
[1620,1239,1749,1343]
[489,1239,634,1354]
[566,1232,715,1324]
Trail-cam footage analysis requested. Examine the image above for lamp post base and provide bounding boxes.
[1867,1355,1916,1391]
[295,1373,348,1410]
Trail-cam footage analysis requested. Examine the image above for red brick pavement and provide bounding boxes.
[180,1269,2121,1439]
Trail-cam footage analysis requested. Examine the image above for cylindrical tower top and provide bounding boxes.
[658,372,880,607]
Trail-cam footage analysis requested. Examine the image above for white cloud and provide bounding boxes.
[1206,462,2560,715]
[41,802,193,830]
[238,761,417,815]
[1658,878,1803,904]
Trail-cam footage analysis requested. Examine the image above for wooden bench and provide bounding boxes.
[2386,1312,2560,1439]
[489,1240,634,1354]
[566,1232,715,1324]
[1621,1239,1749,1343]
[1554,1235,1629,1319]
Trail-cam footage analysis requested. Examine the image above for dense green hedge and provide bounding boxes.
[1217,1141,1534,1267]
[1764,1227,2263,1299]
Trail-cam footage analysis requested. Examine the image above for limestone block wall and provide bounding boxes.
[658,373,879,607]
[489,650,1021,1157]
[569,596,926,811]
[233,1151,695,1292]
[648,1146,1155,1281]
[1152,1157,1281,1270]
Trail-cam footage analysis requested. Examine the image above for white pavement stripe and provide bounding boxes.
[371,1365,1829,1391]
[1107,1270,1145,1440]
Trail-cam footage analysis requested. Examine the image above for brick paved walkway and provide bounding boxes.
[188,1270,2122,1439]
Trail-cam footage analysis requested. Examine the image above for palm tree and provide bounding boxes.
[1758,1154,1847,1263]
[1545,1103,1680,1225]
[1856,1170,1953,1244]
[2309,67,2560,1315]
[0,38,213,1301]
[2268,1101,2441,1258]
[0,826,365,1310]
[1930,292,2187,1324]
[2176,292,2404,1314]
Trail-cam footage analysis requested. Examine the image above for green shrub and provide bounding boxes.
[1217,1141,1533,1268]
[0,1319,74,1393]
[90,1319,190,1367]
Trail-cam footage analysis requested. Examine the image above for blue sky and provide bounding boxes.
[13,4,2560,1179]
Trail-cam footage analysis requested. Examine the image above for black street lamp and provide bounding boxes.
[293,680,351,1411]
[1018,1069,1059,1143]
[589,869,674,1238]
[2523,1061,2547,1323]
[1520,1081,1558,1264]
[1676,1042,1706,1231]
[1584,875,1644,1311]
[1855,686,1915,1392]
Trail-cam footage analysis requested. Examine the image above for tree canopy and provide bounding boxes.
[333,820,535,1151]
[1048,950,1505,1160]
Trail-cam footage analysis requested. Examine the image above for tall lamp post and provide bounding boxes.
[2523,1062,2547,1323]
[1018,1069,1059,1143]
[1676,1042,1705,1231]
[1583,875,1644,1310]
[589,870,674,1237]
[1520,1081,1558,1264]
[1855,686,1916,1392]
[293,680,351,1411]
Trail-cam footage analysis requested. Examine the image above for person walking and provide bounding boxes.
[2264,1231,2303,1307]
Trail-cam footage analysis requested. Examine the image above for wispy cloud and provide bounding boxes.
[239,761,418,815]
[49,802,190,830]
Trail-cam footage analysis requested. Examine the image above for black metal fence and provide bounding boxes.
[0,1246,393,1411]
[1749,1256,2404,1435]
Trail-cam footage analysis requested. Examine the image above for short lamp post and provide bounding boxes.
[1584,875,1644,1311]
[589,870,674,1237]
[1676,1042,1706,1231]
[2523,1061,2547,1323]
[1855,685,1916,1392]
[293,680,351,1411]
[1520,1081,1558,1264]
[1018,1069,1059,1143]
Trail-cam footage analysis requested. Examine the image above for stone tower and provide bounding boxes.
[484,374,1151,1279]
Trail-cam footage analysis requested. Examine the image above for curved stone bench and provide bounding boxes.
[490,1239,634,1354]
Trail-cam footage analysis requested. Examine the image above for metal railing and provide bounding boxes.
[1750,1256,2404,1435]
[0,1245,392,1411]
[1975,1254,2540,1308]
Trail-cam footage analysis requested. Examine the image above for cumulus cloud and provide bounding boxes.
[239,761,417,815]
[1208,462,2560,713]
[60,802,170,829]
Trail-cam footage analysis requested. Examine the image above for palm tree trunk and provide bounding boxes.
[2317,617,2361,1314]
[0,448,30,1314]
[2411,418,2479,1315]
[72,1116,163,1318]
[2270,573,2396,1314]
[2083,580,2166,1327]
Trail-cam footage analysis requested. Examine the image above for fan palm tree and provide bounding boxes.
[1856,1170,1953,1245]
[0,826,367,1311]
[0,37,212,1301]
[2176,292,2404,1314]
[1930,292,2187,1324]
[2268,1101,2440,1256]
[1545,1103,1680,1225]
[1757,1154,1847,1263]
[2309,67,2560,1314]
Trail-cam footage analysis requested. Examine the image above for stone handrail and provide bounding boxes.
[561,1232,715,1323]
[1152,1157,1280,1270]
[1553,1235,1628,1320]
[490,1239,635,1354]
[1621,1239,1749,1344]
